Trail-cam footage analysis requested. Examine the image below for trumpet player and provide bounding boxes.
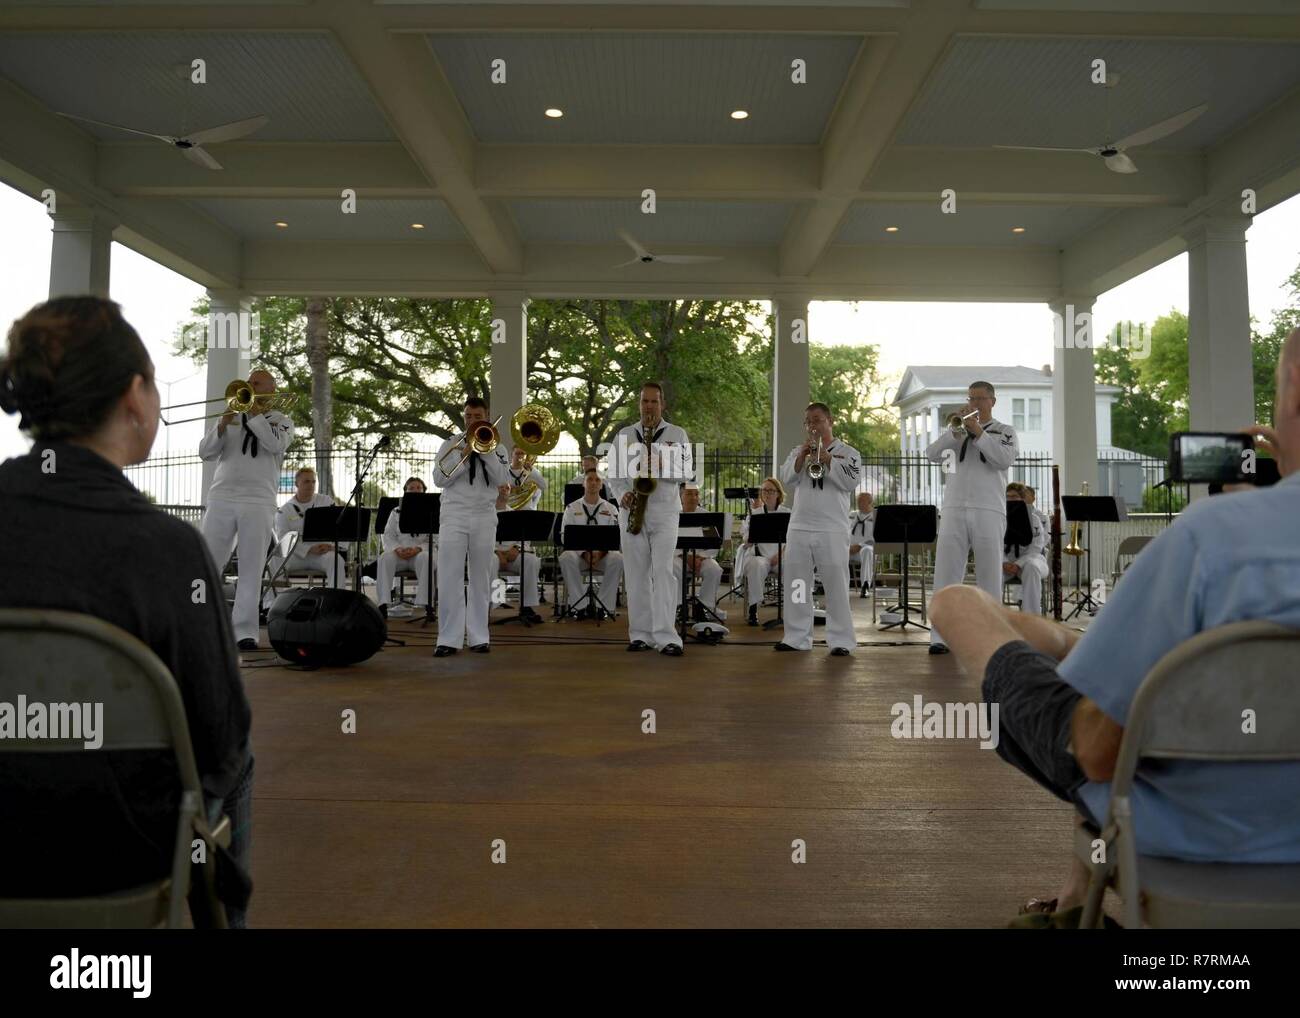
[776,403,861,656]
[434,396,512,657]
[924,381,1020,654]
[607,381,692,656]
[198,369,294,651]
[507,446,548,510]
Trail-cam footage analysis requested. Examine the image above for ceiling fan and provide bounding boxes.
[994,77,1208,175]
[53,111,270,170]
[614,228,723,267]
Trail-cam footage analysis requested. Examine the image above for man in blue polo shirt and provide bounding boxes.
[930,327,1300,916]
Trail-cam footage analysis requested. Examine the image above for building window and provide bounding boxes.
[1012,398,1025,432]
[1028,398,1042,432]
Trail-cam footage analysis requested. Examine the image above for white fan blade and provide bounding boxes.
[1112,103,1207,151]
[1103,151,1138,174]
[617,229,652,260]
[612,257,643,268]
[54,111,174,143]
[992,144,1099,155]
[654,254,723,264]
[182,145,223,170]
[185,115,269,146]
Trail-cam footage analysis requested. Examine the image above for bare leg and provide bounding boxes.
[930,585,1082,681]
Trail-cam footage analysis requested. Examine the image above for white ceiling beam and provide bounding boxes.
[779,0,968,276]
[241,237,1061,302]
[326,7,523,274]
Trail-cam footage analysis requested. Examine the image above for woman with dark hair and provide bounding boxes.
[0,295,254,927]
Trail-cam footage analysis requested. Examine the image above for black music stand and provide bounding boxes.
[1061,494,1126,619]
[565,480,612,506]
[397,492,441,627]
[746,512,790,631]
[492,510,557,627]
[302,506,367,590]
[873,504,937,632]
[559,524,621,622]
[1003,499,1033,606]
[676,511,726,646]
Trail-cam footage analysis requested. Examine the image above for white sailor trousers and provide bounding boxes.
[203,498,275,643]
[783,530,854,652]
[619,510,681,649]
[437,512,498,648]
[930,506,1005,645]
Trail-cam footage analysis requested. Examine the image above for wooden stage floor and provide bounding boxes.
[239,597,1079,927]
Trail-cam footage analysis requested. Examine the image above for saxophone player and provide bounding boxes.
[607,381,692,656]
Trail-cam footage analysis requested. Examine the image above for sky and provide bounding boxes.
[3,181,1298,467]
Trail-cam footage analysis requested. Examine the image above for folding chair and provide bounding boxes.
[0,609,231,929]
[1078,620,1300,929]
[1111,534,1154,588]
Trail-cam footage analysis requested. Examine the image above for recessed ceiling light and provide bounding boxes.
[884,226,899,233]
[410,223,425,230]
[1011,226,1026,233]
[545,108,563,119]
[274,221,288,228]
[730,110,749,120]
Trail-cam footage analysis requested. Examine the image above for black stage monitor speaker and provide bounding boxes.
[267,588,386,666]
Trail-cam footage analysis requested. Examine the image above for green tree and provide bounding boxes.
[809,344,899,454]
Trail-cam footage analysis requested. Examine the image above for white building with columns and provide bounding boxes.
[0,1,1293,518]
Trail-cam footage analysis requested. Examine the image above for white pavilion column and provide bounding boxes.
[1184,217,1253,432]
[1050,296,1099,497]
[48,204,115,299]
[201,289,254,505]
[489,292,529,434]
[772,294,811,463]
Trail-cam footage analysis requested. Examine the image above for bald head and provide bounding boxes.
[248,369,276,395]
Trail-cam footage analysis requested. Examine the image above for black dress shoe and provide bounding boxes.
[859,585,869,599]
[660,644,683,656]
[521,608,545,624]
[627,640,650,652]
[434,645,457,657]
[378,603,389,619]
[692,603,706,623]
[470,643,490,653]
[830,647,851,657]
[747,606,758,626]
[773,642,799,652]
[929,643,950,655]
[237,639,258,651]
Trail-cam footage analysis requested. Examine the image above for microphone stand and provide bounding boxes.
[338,437,388,594]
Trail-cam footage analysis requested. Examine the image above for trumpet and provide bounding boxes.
[159,378,297,425]
[947,408,979,437]
[806,430,826,480]
[438,415,503,479]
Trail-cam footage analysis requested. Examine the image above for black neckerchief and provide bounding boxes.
[511,468,526,485]
[960,421,1000,464]
[852,514,867,536]
[582,501,601,525]
[468,450,490,485]
[810,440,834,490]
[240,413,258,458]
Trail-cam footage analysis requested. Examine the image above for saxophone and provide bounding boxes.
[626,416,658,535]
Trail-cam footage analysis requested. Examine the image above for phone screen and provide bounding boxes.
[1170,432,1252,484]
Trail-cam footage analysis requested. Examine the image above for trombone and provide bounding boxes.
[438,415,503,479]
[159,378,297,425]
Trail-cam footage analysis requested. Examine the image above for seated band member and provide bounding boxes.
[673,484,726,622]
[198,368,294,651]
[848,491,875,597]
[1022,484,1049,535]
[494,487,545,624]
[506,446,547,511]
[1004,483,1047,615]
[777,403,861,656]
[928,327,1300,918]
[559,467,624,614]
[570,453,613,502]
[434,396,512,656]
[738,477,789,626]
[273,466,345,587]
[376,476,436,617]
[0,296,254,927]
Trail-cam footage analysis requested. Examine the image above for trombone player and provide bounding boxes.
[198,369,294,651]
[924,381,1019,654]
[434,396,511,657]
